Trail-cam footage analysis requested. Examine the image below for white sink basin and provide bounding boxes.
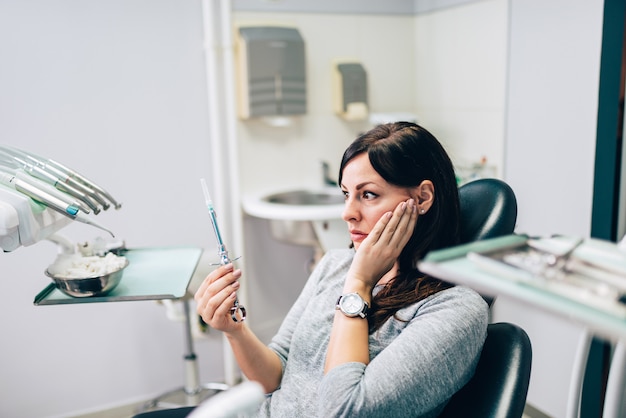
[242,187,349,250]
[264,189,345,206]
[242,187,345,221]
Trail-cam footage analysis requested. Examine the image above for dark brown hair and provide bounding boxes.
[338,122,460,332]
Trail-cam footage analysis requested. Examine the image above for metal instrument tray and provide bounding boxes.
[34,246,202,305]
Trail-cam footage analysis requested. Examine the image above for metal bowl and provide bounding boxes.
[45,258,129,298]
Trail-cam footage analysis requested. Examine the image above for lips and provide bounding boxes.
[349,230,367,242]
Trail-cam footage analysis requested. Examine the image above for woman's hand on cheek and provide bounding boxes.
[348,199,417,289]
[194,263,243,333]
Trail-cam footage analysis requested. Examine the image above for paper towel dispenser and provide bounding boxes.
[333,61,368,121]
[236,26,307,119]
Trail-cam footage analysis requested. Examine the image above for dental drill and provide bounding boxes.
[0,149,102,213]
[0,145,122,211]
[200,178,246,322]
[0,170,115,238]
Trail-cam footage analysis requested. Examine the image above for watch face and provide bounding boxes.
[341,293,364,315]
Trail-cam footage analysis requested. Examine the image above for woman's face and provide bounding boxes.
[341,153,414,250]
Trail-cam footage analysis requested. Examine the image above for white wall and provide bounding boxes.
[504,0,602,239]
[493,0,605,417]
[0,1,225,417]
[415,0,508,176]
[233,12,417,196]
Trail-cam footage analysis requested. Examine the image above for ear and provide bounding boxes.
[412,180,434,214]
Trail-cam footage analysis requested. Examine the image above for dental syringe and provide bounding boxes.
[200,178,246,322]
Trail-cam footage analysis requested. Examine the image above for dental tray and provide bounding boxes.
[34,246,202,305]
[466,236,626,318]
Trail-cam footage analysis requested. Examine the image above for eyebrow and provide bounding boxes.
[340,181,377,190]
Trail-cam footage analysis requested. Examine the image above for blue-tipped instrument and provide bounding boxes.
[200,178,246,322]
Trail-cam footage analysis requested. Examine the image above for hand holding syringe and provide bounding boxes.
[200,178,246,322]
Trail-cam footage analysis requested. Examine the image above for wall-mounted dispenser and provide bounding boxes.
[333,61,368,121]
[235,26,307,120]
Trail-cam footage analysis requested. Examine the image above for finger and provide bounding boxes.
[390,199,417,248]
[394,199,416,236]
[204,268,241,298]
[364,211,393,245]
[216,283,240,318]
[194,264,234,301]
[195,269,240,322]
[204,280,241,322]
[378,200,410,245]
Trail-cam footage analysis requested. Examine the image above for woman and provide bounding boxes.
[195,122,488,417]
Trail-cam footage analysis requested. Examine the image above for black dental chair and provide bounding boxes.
[437,178,532,418]
[458,177,517,307]
[439,322,532,418]
[458,177,518,244]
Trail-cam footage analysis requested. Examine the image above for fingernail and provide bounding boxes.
[232,281,240,289]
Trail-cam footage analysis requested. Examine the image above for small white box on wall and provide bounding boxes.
[332,60,368,121]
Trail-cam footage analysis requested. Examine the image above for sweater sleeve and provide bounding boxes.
[318,287,488,418]
[266,250,344,377]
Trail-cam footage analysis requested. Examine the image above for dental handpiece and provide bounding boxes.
[200,178,246,322]
[14,169,92,214]
[46,158,122,210]
[0,171,115,238]
[0,149,102,213]
[0,145,121,211]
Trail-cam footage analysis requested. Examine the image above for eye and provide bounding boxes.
[362,191,377,200]
[341,189,349,199]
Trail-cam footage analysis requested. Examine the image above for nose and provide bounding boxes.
[342,195,359,222]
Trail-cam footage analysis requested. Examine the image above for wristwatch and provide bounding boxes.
[336,292,369,318]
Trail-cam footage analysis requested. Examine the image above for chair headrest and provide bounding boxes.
[458,178,517,244]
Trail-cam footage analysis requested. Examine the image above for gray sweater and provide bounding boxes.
[256,248,488,418]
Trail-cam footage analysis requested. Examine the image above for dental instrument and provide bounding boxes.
[0,170,80,217]
[200,178,246,322]
[0,170,115,238]
[46,157,121,210]
[14,169,91,214]
[0,149,102,214]
[0,145,121,211]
